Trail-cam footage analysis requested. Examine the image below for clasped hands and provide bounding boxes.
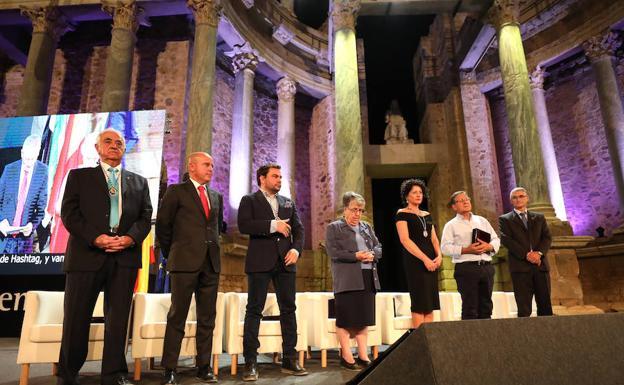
[94,234,134,253]
[526,251,542,265]
[423,254,442,272]
[356,250,375,263]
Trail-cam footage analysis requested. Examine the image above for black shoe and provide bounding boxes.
[356,357,372,368]
[242,362,258,382]
[196,365,217,383]
[161,370,179,385]
[281,358,308,376]
[113,377,134,385]
[340,357,360,371]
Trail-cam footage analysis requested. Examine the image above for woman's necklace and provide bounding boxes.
[407,206,428,238]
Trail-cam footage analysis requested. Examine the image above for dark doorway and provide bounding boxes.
[372,177,429,292]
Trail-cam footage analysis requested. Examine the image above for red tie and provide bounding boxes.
[197,185,210,219]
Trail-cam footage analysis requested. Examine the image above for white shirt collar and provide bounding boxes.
[513,209,528,215]
[189,177,206,190]
[100,161,121,174]
[455,212,473,221]
[260,188,276,199]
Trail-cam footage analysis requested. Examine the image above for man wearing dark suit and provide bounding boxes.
[57,128,152,385]
[499,187,553,317]
[238,163,307,381]
[157,152,223,385]
[0,134,48,253]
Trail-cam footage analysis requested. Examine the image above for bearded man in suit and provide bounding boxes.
[238,163,307,381]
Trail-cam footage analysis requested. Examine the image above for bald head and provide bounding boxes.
[187,152,214,185]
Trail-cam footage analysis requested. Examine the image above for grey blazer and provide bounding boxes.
[325,219,382,294]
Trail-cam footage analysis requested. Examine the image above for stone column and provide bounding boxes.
[228,51,258,227]
[17,6,67,116]
[529,66,568,221]
[276,76,297,199]
[101,0,139,112]
[489,0,556,219]
[582,32,624,219]
[186,0,221,155]
[331,0,365,209]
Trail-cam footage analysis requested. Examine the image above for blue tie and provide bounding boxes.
[108,168,119,231]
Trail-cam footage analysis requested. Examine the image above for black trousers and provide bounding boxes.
[511,266,553,317]
[57,257,136,385]
[243,262,297,362]
[454,262,495,320]
[161,259,219,369]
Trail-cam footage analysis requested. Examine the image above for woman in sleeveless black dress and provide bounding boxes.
[395,179,442,328]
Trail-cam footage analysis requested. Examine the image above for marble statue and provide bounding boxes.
[384,100,413,144]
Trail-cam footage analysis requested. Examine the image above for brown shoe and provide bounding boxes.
[242,362,258,382]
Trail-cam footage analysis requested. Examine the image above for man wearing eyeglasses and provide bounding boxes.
[440,191,500,320]
[499,187,552,317]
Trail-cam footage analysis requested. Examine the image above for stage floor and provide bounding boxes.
[0,339,378,385]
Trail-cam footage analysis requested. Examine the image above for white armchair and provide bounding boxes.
[439,291,462,321]
[223,292,307,375]
[131,292,225,380]
[298,292,381,368]
[16,291,108,385]
[377,292,442,345]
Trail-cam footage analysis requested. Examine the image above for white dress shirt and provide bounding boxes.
[190,178,211,210]
[260,188,299,257]
[440,213,500,263]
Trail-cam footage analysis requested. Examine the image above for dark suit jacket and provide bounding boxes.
[156,180,223,273]
[61,166,152,272]
[0,160,48,249]
[325,219,382,293]
[238,190,304,273]
[499,210,552,273]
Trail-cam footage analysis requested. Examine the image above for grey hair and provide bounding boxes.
[342,191,365,208]
[509,187,528,199]
[22,134,42,152]
[96,128,126,147]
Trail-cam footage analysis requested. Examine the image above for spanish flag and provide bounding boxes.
[135,227,155,293]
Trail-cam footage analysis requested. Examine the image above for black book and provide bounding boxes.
[471,228,491,243]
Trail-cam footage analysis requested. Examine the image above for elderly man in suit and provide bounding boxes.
[499,187,553,317]
[157,152,223,385]
[57,128,152,385]
[0,134,48,253]
[238,163,307,381]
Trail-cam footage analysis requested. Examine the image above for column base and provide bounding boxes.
[529,202,573,236]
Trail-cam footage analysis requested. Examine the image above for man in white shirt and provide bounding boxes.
[441,191,500,319]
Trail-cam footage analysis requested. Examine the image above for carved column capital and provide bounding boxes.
[331,0,361,33]
[187,0,221,28]
[102,1,140,33]
[486,0,521,30]
[20,6,70,42]
[582,31,618,62]
[232,52,259,74]
[529,65,545,90]
[459,70,477,84]
[277,76,297,102]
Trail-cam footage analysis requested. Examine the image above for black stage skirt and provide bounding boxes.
[335,269,376,328]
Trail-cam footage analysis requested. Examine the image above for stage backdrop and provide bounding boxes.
[0,110,165,337]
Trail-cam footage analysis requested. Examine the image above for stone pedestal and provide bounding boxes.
[17,6,67,116]
[228,51,258,228]
[583,32,624,224]
[331,0,365,209]
[489,0,557,220]
[101,1,139,112]
[276,76,297,199]
[186,0,221,155]
[548,236,593,307]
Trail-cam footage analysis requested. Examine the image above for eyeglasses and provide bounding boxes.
[454,198,471,204]
[511,195,528,199]
[346,207,366,214]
